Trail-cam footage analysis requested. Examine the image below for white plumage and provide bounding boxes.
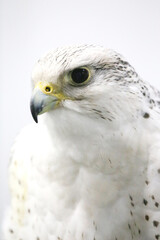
[3,45,160,240]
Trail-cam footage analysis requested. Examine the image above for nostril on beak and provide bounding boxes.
[45,86,51,93]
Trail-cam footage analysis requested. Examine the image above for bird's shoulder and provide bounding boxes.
[10,124,37,164]
[8,124,39,188]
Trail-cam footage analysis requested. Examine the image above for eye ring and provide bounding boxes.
[69,67,91,85]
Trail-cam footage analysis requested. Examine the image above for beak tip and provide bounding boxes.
[30,87,58,123]
[30,101,39,123]
[33,115,38,123]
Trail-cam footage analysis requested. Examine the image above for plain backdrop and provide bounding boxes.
[0,0,160,236]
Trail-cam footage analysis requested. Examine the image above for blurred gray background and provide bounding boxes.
[0,0,160,237]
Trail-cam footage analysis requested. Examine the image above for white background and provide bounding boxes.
[0,0,160,235]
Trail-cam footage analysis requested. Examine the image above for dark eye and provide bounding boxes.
[70,67,90,85]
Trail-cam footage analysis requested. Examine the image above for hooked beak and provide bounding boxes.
[30,82,66,123]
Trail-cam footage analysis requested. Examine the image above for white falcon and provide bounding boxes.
[3,45,160,240]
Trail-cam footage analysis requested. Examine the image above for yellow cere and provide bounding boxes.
[35,81,72,101]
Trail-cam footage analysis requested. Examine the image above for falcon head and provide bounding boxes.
[30,45,143,124]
